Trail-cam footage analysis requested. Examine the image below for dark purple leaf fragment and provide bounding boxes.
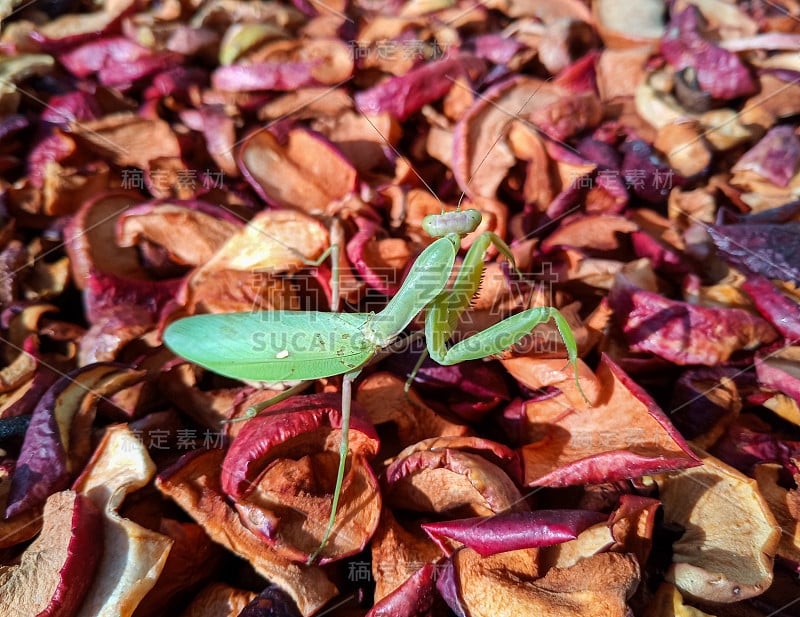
[238,585,303,617]
[435,556,468,617]
[668,367,742,446]
[366,563,437,617]
[709,222,800,284]
[660,6,756,100]
[620,139,682,204]
[609,278,778,365]
[422,510,608,557]
[742,275,800,342]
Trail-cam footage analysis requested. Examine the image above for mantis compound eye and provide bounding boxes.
[422,208,482,238]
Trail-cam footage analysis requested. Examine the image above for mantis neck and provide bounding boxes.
[362,234,460,347]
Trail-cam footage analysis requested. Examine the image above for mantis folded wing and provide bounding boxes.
[163,209,585,564]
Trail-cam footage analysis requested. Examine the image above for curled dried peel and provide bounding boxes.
[220,394,381,563]
[508,354,699,487]
[72,425,173,617]
[199,209,329,274]
[656,449,781,603]
[156,449,337,616]
[238,128,357,212]
[384,438,525,517]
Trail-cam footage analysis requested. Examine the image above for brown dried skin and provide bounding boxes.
[235,451,381,563]
[540,214,639,253]
[238,128,357,213]
[220,396,380,499]
[656,449,781,603]
[0,490,103,617]
[179,583,258,617]
[155,449,338,616]
[596,46,652,100]
[511,354,700,487]
[356,372,469,447]
[452,548,640,617]
[371,508,443,602]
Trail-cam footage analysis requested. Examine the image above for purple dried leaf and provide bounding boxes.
[709,222,800,284]
[366,563,437,617]
[212,62,319,92]
[620,139,682,204]
[355,55,486,121]
[609,278,778,365]
[422,510,608,557]
[436,556,468,617]
[660,6,756,100]
[238,585,303,617]
[742,275,800,342]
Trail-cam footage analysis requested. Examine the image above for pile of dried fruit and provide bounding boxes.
[1,0,800,615]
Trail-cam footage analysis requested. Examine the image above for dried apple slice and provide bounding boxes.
[355,55,486,121]
[656,449,781,603]
[644,583,717,617]
[609,275,778,365]
[179,583,257,617]
[0,490,103,617]
[370,508,442,603]
[220,393,381,563]
[116,201,243,267]
[69,113,182,170]
[384,437,524,517]
[156,449,338,616]
[753,463,800,567]
[197,209,329,274]
[70,425,172,616]
[366,562,437,617]
[355,372,468,447]
[452,76,566,198]
[442,547,640,617]
[6,363,145,518]
[510,354,699,487]
[742,275,800,342]
[593,0,665,49]
[238,127,357,213]
[540,495,660,571]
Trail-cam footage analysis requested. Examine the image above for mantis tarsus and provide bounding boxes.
[163,207,585,564]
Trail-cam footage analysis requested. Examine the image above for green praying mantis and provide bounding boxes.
[163,205,585,564]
